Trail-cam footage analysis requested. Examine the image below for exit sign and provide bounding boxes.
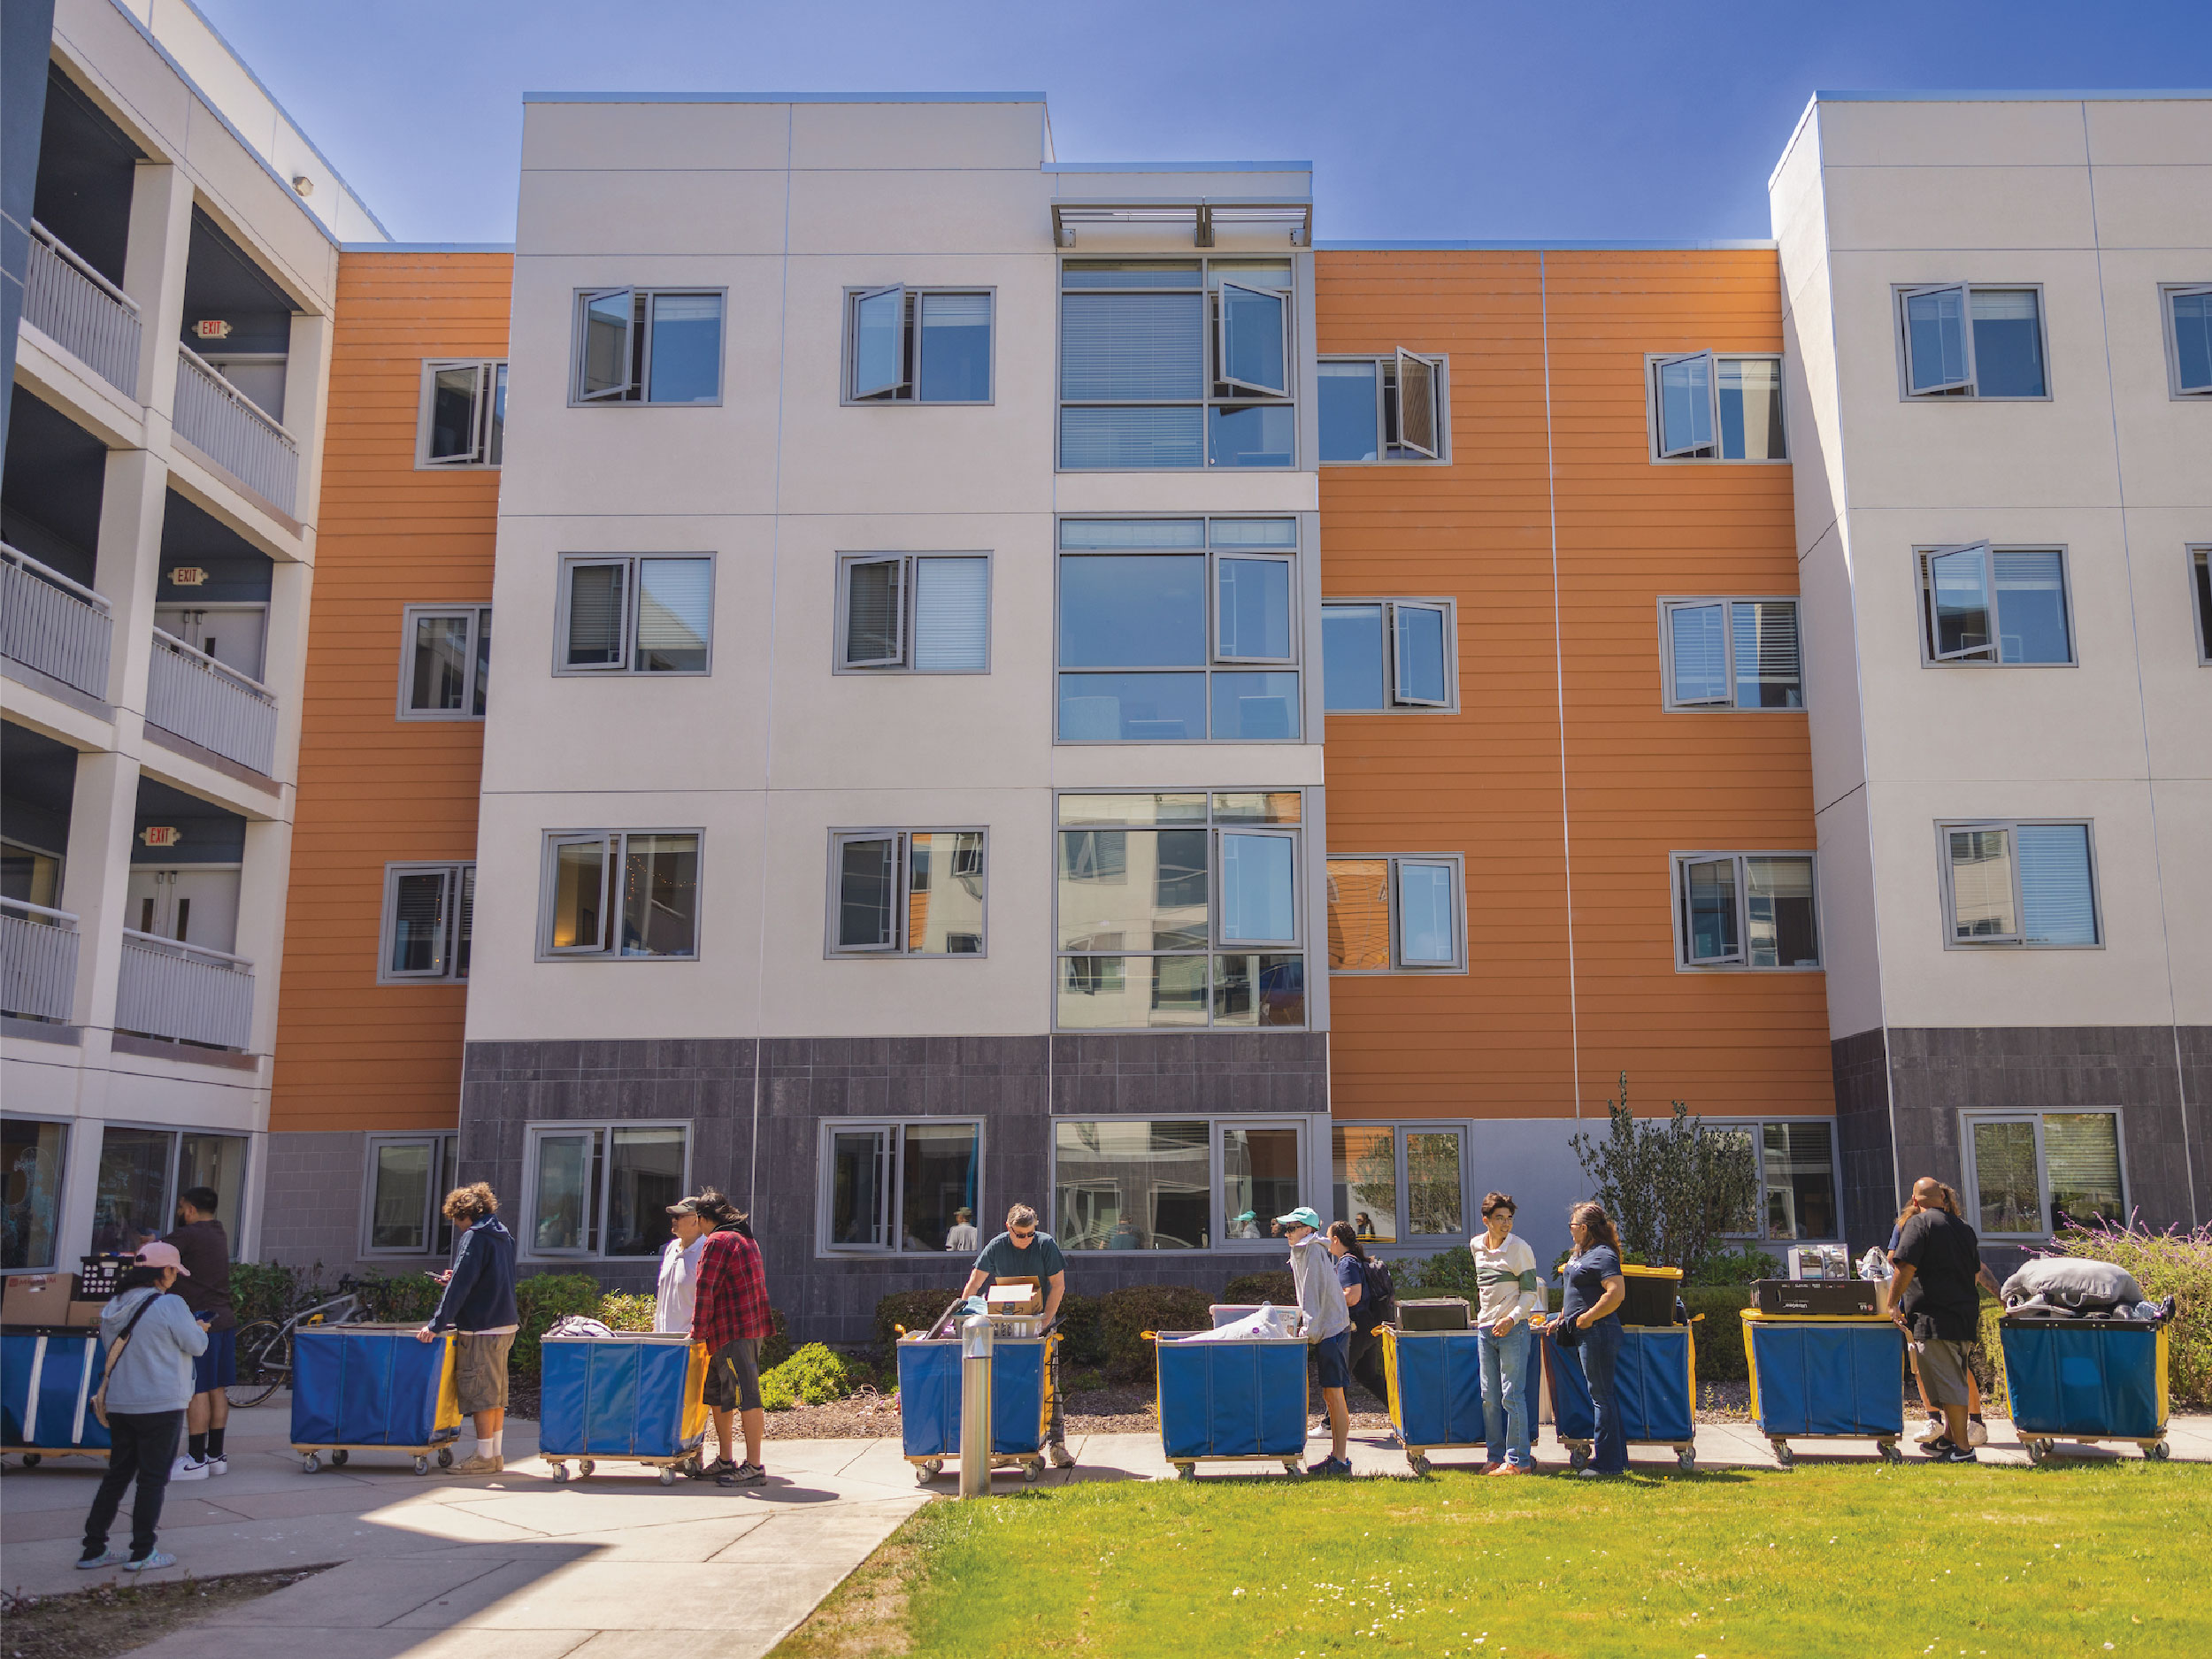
[142,826,183,848]
[194,319,233,340]
[168,566,208,588]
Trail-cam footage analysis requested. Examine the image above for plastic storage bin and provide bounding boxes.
[1540,1322,1698,1471]
[1381,1324,1545,1473]
[1153,1331,1309,1479]
[1999,1316,2170,1463]
[1740,1310,1906,1465]
[289,1323,463,1473]
[540,1332,709,1483]
[897,1331,1058,1484]
[1,1329,111,1465]
[1621,1265,1685,1326]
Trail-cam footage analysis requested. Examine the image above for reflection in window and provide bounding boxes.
[1325,855,1463,972]
[574,289,723,403]
[1221,1126,1301,1245]
[1055,1119,1210,1249]
[1333,1126,1398,1243]
[1902,285,2044,398]
[403,607,490,718]
[2,1118,67,1270]
[528,1125,686,1257]
[546,832,699,958]
[1322,601,1455,712]
[366,1133,458,1254]
[1967,1110,2127,1237]
[1650,353,1786,459]
[1920,545,2070,665]
[1945,822,2097,947]
[90,1127,173,1256]
[1678,853,1818,969]
[829,830,987,955]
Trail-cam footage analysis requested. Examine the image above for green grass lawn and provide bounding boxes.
[777,1463,2210,1659]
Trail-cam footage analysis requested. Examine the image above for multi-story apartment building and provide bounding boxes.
[2,0,381,1277]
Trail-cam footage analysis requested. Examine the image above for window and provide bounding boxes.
[1057,518,1302,741]
[1331,1125,1467,1244]
[1673,852,1821,970]
[827,829,986,955]
[1058,259,1295,469]
[361,1132,459,1256]
[88,1126,247,1257]
[524,1123,687,1257]
[836,554,989,672]
[844,288,993,403]
[2190,547,2211,664]
[571,288,723,404]
[1325,855,1465,972]
[399,606,490,718]
[1964,1111,2124,1239]
[418,359,506,466]
[1710,1120,1841,1241]
[1320,600,1455,713]
[1939,820,2099,949]
[1916,545,2073,665]
[1317,352,1446,463]
[541,831,701,959]
[379,863,474,983]
[1898,285,2047,398]
[1660,598,1803,710]
[2,1117,69,1270]
[1056,791,1306,1030]
[1053,1117,1311,1252]
[820,1120,981,1253]
[1646,353,1787,460]
[2161,285,2211,397]
[557,556,712,674]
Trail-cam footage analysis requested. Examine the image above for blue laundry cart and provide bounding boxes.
[540,1332,709,1484]
[897,1331,1058,1485]
[1380,1324,1545,1475]
[1541,1322,1699,1471]
[1,1328,111,1466]
[2000,1315,2170,1463]
[1153,1331,1310,1479]
[1740,1310,1906,1466]
[289,1323,462,1473]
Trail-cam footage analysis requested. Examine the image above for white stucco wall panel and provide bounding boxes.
[2088,165,2212,252]
[1823,165,2094,255]
[786,169,1054,257]
[1816,100,2090,171]
[515,169,795,258]
[2149,780,2212,1025]
[2084,100,2212,168]
[2093,250,2212,507]
[2122,510,2212,783]
[790,101,1047,173]
[1796,519,1866,812]
[1812,783,1883,1040]
[522,101,794,173]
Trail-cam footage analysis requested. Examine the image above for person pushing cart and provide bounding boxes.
[958,1203,1075,1469]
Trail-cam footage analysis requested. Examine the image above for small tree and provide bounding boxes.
[1567,1072,1759,1276]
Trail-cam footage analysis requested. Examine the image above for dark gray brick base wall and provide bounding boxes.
[260,1129,374,1279]
[1829,1027,1895,1258]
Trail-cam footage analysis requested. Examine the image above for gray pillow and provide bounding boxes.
[2001,1257,2143,1311]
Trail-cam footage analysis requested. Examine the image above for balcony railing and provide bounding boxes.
[115,929,255,1050]
[146,626,279,775]
[0,898,80,1024]
[173,345,298,515]
[24,219,142,397]
[2,541,113,701]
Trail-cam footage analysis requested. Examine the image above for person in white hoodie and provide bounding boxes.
[1471,1193,1544,1475]
[78,1241,208,1573]
[1276,1205,1355,1476]
[654,1196,711,1333]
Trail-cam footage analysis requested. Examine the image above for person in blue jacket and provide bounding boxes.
[79,1241,208,1573]
[415,1183,518,1474]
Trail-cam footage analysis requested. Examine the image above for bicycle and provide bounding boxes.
[225,1286,370,1408]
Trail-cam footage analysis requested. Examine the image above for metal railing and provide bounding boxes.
[115,928,255,1050]
[173,345,298,515]
[0,898,80,1024]
[1,541,113,700]
[24,219,142,396]
[145,626,279,774]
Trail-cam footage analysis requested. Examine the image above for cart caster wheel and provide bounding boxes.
[578,1459,595,1477]
[914,1466,933,1486]
[1022,1461,1041,1484]
[1878,1440,1903,1464]
[437,1448,453,1469]
[413,1455,429,1476]
[660,1467,678,1486]
[1568,1448,1589,1472]
[1770,1441,1793,1469]
[1677,1449,1696,1474]
[1408,1454,1432,1477]
[1283,1460,1302,1476]
[19,1454,38,1469]
[303,1453,321,1473]
[2147,1440,2170,1463]
[1176,1463,1196,1481]
[2025,1440,2049,1466]
[331,1448,349,1466]
[551,1463,571,1481]
[923,1458,943,1478]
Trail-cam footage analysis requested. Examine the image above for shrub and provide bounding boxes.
[1221,1271,1295,1307]
[759,1342,856,1410]
[1053,1294,1107,1368]
[1398,1248,1480,1300]
[229,1261,299,1327]
[1569,1072,1759,1278]
[597,1292,657,1332]
[1096,1285,1215,1380]
[1682,1286,1753,1382]
[875,1287,967,1353]
[349,1268,441,1325]
[1690,1246,1781,1286]
[1978,1220,2210,1411]
[511,1272,602,1374]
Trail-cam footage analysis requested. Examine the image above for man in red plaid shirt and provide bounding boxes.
[688,1190,772,1486]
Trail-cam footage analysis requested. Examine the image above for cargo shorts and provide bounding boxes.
[703,1338,763,1412]
[455,1331,515,1416]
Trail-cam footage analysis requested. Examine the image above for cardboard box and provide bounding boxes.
[2,1273,76,1325]
[67,1301,108,1327]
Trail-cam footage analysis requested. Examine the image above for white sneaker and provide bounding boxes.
[1967,1418,1988,1448]
[207,1454,229,1476]
[170,1455,210,1482]
[1913,1417,1946,1445]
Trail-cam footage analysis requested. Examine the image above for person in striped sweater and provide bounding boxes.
[1471,1193,1544,1474]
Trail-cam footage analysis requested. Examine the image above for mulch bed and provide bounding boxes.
[0,1566,334,1659]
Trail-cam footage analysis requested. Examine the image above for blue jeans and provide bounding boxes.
[1477,1323,1532,1468]
[1578,1317,1628,1473]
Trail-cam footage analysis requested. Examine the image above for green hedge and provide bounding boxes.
[1097,1285,1217,1379]
[1975,1224,2210,1412]
[1221,1271,1295,1306]
[1682,1287,1752,1382]
[512,1273,602,1374]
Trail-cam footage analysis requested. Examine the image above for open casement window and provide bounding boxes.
[1317,355,1448,463]
[1919,545,2072,665]
[841,558,905,667]
[822,1120,982,1254]
[1325,855,1465,972]
[545,832,700,958]
[1903,285,1971,394]
[559,557,712,674]
[1662,598,1803,710]
[1678,853,1820,969]
[382,862,475,982]
[1320,599,1456,712]
[830,830,986,956]
[563,561,628,670]
[1390,603,1450,706]
[527,1125,687,1258]
[578,290,634,400]
[849,286,907,399]
[1654,352,1717,457]
[1215,555,1295,664]
[573,289,724,404]
[1394,349,1440,457]
[2193,549,2212,663]
[2169,286,2212,396]
[1217,282,1289,397]
[1903,285,2046,398]
[1944,821,2098,948]
[839,554,988,672]
[401,605,491,718]
[423,360,507,466]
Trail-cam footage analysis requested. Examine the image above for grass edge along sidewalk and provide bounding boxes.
[0,1565,337,1659]
[772,1463,2212,1659]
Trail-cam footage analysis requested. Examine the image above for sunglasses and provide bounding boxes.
[1010,1227,1037,1239]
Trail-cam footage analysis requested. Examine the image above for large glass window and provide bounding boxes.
[558,556,712,675]
[1714,1119,1841,1241]
[1058,260,1295,470]
[526,1124,687,1257]
[821,1120,981,1253]
[827,829,986,955]
[1330,1125,1467,1244]
[844,288,994,403]
[1647,353,1787,460]
[837,554,989,672]
[88,1125,247,1256]
[1220,1125,1301,1248]
[1055,1118,1307,1252]
[1325,855,1464,972]
[1917,544,2073,666]
[1317,351,1445,463]
[1942,821,2098,948]
[419,359,507,466]
[572,288,723,404]
[1057,519,1301,741]
[1674,853,1820,969]
[1661,598,1802,709]
[1321,600,1455,712]
[2,1118,69,1270]
[363,1132,459,1256]
[1901,285,2046,398]
[1967,1111,2124,1239]
[542,831,700,958]
[400,606,490,719]
[1056,793,1305,1030]
[2166,285,2212,396]
[380,863,474,983]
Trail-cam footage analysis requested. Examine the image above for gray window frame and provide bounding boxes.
[1709,1118,1847,1244]
[2158,284,2212,399]
[1317,353,1452,466]
[1657,595,1806,710]
[1330,1121,1479,1247]
[357,1130,460,1258]
[553,554,715,677]
[1325,853,1468,975]
[1320,597,1460,715]
[815,1116,986,1257]
[1936,818,2103,951]
[1959,1108,2128,1242]
[535,828,704,963]
[2193,545,2212,664]
[1914,544,2077,668]
[518,1120,694,1261]
[841,286,996,405]
[396,604,491,721]
[88,1122,252,1262]
[1049,1113,1323,1256]
[1642,351,1789,464]
[824,827,989,958]
[832,552,993,675]
[377,861,475,985]
[1893,282,2053,402]
[567,288,727,407]
[1669,849,1824,972]
[415,358,508,468]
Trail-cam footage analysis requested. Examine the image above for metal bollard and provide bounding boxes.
[959,1313,994,1499]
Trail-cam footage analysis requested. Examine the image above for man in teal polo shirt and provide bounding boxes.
[959,1203,1074,1468]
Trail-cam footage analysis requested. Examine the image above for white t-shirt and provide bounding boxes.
[655,1233,707,1333]
[1470,1231,1544,1327]
[945,1223,979,1253]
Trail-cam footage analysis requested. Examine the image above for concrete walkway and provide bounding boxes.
[4,1405,2206,1658]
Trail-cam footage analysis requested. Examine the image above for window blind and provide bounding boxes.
[1670,603,1728,703]
[2016,823,2096,944]
[913,557,988,672]
[1732,600,1801,707]
[565,565,626,666]
[634,558,711,670]
[845,560,902,665]
[1061,518,1205,549]
[2042,1113,2122,1224]
[1059,293,1204,400]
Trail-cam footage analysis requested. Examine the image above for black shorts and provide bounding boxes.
[703,1338,762,1411]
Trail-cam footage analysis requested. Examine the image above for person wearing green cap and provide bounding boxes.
[1275,1206,1353,1475]
[1230,1210,1262,1240]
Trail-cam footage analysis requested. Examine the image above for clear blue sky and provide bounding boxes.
[197,0,2212,244]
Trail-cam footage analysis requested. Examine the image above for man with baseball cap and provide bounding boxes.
[656,1197,711,1335]
[1277,1206,1354,1475]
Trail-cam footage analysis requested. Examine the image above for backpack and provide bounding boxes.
[1360,1256,1396,1316]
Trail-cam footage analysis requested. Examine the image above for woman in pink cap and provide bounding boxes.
[77,1240,208,1574]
